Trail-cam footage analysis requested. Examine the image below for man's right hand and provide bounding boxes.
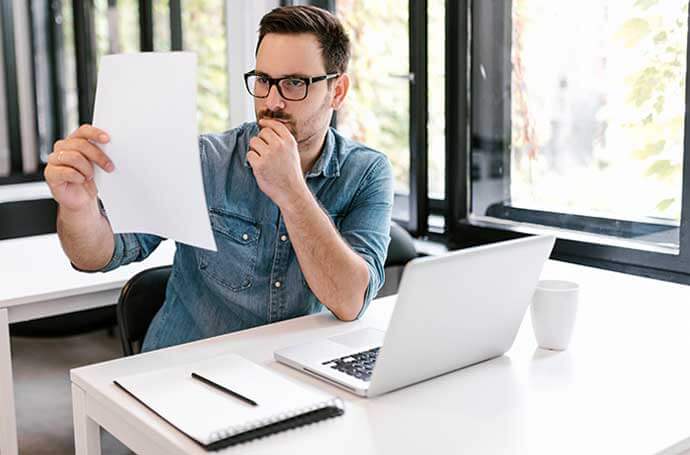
[44,124,115,212]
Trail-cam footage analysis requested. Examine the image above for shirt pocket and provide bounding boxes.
[198,209,261,292]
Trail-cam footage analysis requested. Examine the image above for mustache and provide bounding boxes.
[257,109,297,137]
[258,109,292,121]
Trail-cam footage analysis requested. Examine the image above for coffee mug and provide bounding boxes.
[530,280,579,351]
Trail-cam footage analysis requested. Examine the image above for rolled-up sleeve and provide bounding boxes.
[98,232,164,272]
[72,200,164,273]
[339,155,394,318]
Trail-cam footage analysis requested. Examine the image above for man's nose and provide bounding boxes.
[265,84,285,111]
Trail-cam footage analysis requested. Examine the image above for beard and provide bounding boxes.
[256,95,334,150]
[256,109,298,138]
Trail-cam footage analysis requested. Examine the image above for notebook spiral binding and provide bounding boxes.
[207,397,345,443]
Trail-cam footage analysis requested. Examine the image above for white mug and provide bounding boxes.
[530,280,579,351]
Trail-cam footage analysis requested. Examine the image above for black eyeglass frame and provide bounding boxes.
[243,70,341,101]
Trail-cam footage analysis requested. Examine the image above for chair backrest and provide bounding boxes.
[378,221,418,298]
[385,221,418,267]
[116,222,417,355]
[116,265,172,356]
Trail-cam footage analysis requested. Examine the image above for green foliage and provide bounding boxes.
[633,140,665,160]
[94,0,229,134]
[336,0,411,192]
[619,0,688,218]
[616,18,651,47]
[181,0,229,133]
[645,159,681,179]
[656,197,675,211]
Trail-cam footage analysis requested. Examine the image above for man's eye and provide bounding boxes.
[285,79,305,88]
[256,76,270,85]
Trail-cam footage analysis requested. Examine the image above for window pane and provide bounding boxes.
[31,0,55,165]
[94,0,139,59]
[154,0,171,51]
[182,0,229,133]
[428,0,445,200]
[0,15,8,176]
[336,0,410,217]
[472,0,688,252]
[60,0,79,136]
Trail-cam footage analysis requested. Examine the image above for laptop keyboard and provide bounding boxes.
[322,347,381,382]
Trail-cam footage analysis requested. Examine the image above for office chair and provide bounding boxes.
[377,221,418,298]
[116,265,172,356]
[117,221,418,356]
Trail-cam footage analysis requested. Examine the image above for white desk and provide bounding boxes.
[0,234,174,455]
[69,259,690,455]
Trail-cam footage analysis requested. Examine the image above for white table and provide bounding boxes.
[0,234,174,455]
[69,259,690,455]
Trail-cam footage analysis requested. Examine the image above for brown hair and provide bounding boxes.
[257,5,351,74]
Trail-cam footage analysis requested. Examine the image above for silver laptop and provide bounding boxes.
[274,235,555,397]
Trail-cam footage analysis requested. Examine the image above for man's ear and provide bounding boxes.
[331,73,350,111]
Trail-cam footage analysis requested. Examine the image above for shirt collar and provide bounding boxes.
[243,124,340,179]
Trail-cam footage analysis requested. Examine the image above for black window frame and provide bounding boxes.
[0,0,32,182]
[446,0,690,286]
[311,0,434,237]
[0,0,185,240]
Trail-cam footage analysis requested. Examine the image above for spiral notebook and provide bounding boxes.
[114,354,344,451]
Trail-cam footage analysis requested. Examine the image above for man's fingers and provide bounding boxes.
[68,124,110,144]
[258,118,291,138]
[249,137,269,155]
[84,179,99,199]
[47,151,95,181]
[55,138,115,172]
[45,165,86,185]
[246,149,261,168]
[258,126,281,146]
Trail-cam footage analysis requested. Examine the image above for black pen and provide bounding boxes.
[191,372,258,407]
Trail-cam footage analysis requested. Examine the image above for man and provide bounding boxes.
[44,5,393,351]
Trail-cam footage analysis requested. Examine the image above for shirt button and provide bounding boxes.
[274,281,282,288]
[280,235,288,242]
[242,233,249,241]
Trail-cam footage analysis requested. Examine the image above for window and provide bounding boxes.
[472,0,688,253]
[448,0,690,284]
[333,0,433,234]
[427,0,445,231]
[56,0,79,137]
[0,0,239,240]
[336,0,411,221]
[0,9,11,176]
[91,0,230,133]
[181,0,230,133]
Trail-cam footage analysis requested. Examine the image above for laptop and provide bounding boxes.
[274,235,555,397]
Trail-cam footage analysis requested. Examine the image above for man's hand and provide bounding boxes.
[247,118,309,209]
[44,124,115,213]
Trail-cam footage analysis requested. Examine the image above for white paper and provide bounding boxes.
[92,52,216,251]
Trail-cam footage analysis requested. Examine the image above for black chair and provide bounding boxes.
[116,265,172,356]
[377,221,418,298]
[116,221,418,356]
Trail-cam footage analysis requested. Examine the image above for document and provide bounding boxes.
[92,52,217,251]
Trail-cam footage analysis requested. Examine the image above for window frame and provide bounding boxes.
[0,0,187,239]
[321,0,433,236]
[446,0,690,285]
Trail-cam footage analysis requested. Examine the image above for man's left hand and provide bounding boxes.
[247,119,308,209]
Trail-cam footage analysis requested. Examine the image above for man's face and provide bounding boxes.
[254,33,336,148]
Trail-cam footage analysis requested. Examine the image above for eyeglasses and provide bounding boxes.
[244,70,340,101]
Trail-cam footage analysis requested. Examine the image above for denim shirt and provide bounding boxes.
[99,122,393,351]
